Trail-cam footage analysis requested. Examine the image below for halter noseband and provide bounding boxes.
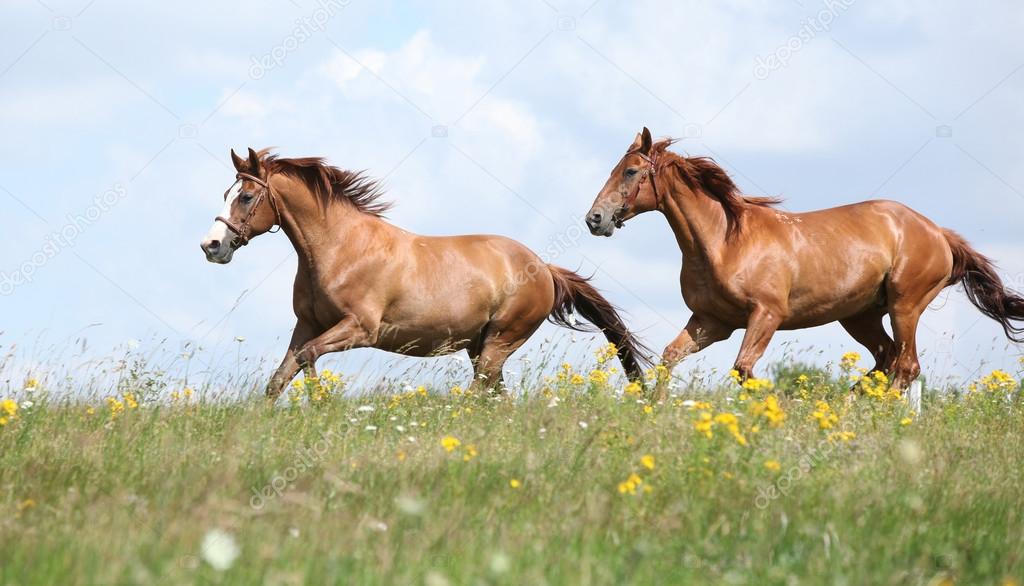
[615,149,660,228]
[216,172,282,248]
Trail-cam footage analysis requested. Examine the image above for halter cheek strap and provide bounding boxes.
[215,172,282,248]
[616,150,660,228]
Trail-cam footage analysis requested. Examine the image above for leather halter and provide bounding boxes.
[615,149,660,228]
[216,172,282,248]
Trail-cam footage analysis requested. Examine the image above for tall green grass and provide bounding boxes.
[1,354,1022,585]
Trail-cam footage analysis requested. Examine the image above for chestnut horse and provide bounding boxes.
[201,148,647,398]
[586,127,1024,393]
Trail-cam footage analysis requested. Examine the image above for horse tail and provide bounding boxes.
[547,265,652,379]
[944,229,1024,343]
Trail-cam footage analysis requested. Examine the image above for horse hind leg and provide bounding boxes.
[469,337,520,394]
[839,312,896,374]
[887,280,948,392]
[468,323,538,395]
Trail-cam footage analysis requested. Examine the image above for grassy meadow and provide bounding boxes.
[1,348,1023,585]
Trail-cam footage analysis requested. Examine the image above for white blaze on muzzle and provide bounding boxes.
[207,183,240,242]
[201,183,241,262]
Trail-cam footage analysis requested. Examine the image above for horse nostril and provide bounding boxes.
[203,239,220,253]
[588,212,603,225]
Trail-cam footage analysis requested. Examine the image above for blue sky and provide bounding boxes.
[2,0,1023,392]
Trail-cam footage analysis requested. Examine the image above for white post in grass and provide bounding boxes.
[908,380,923,413]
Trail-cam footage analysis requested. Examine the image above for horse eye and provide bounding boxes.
[240,193,254,204]
[625,168,638,177]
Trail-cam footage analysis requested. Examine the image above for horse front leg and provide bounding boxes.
[655,315,733,400]
[266,320,319,400]
[733,305,785,382]
[294,313,379,369]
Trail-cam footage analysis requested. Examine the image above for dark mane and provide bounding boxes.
[652,140,782,232]
[260,151,392,217]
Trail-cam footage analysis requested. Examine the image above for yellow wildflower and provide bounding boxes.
[977,370,1017,393]
[0,398,17,427]
[106,396,125,420]
[646,364,670,384]
[640,454,655,471]
[750,395,786,428]
[589,369,610,385]
[440,436,461,453]
[714,412,748,446]
[624,381,643,396]
[570,374,585,386]
[643,405,654,415]
[764,460,781,472]
[840,352,862,370]
[462,444,479,462]
[900,417,913,426]
[595,342,618,365]
[15,499,35,518]
[811,400,839,430]
[694,411,714,439]
[617,473,643,496]
[858,370,898,401]
[509,479,521,489]
[741,377,774,393]
[24,378,39,391]
[828,431,856,443]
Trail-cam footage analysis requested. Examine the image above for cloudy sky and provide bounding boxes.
[2,0,1023,390]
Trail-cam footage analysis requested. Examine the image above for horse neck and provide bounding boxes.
[658,163,730,264]
[273,180,386,272]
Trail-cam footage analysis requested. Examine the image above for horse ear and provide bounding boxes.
[640,127,653,155]
[230,148,248,172]
[629,132,644,151]
[247,148,262,176]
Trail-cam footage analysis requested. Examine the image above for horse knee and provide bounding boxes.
[663,339,698,367]
[296,344,319,367]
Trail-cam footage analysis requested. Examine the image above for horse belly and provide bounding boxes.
[375,324,479,357]
[782,278,886,329]
[375,297,492,357]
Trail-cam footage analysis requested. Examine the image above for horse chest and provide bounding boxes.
[680,270,749,324]
[293,275,348,328]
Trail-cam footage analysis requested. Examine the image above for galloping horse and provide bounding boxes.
[585,127,1024,393]
[201,148,648,398]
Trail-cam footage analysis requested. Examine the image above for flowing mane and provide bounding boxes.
[260,151,392,217]
[652,140,782,231]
